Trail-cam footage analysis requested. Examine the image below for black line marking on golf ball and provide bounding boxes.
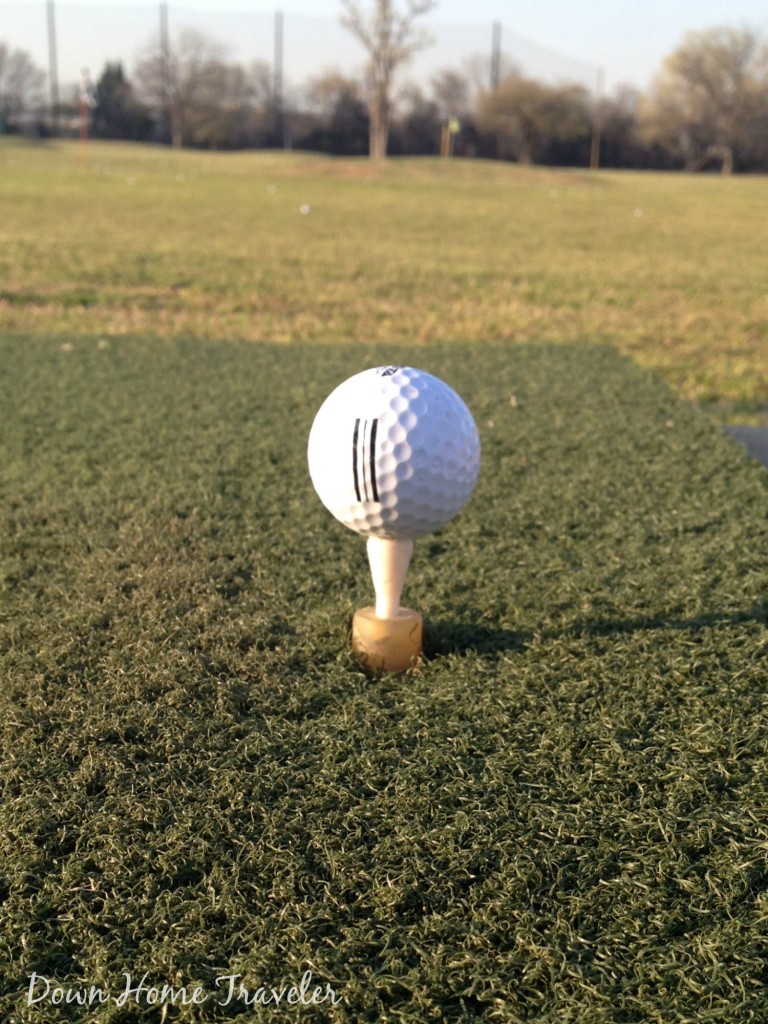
[369,418,379,502]
[352,418,362,502]
[362,419,372,501]
[352,417,379,503]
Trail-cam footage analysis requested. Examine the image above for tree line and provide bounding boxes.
[2,14,768,172]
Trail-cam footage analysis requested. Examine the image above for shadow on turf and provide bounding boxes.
[425,604,767,659]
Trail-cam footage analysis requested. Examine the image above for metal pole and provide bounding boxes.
[159,1,170,143]
[490,21,501,91]
[160,1,180,146]
[590,67,605,170]
[274,10,284,148]
[46,0,60,135]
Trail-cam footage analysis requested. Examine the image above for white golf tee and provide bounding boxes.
[367,535,412,618]
[351,536,423,672]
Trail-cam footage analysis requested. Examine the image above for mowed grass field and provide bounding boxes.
[1,141,768,1023]
[1,139,767,417]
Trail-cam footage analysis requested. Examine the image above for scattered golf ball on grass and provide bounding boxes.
[308,365,481,671]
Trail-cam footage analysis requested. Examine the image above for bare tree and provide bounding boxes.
[478,75,591,164]
[250,59,274,109]
[134,29,258,148]
[598,84,645,168]
[430,68,470,122]
[0,43,45,130]
[340,0,437,158]
[641,27,768,173]
[304,70,364,119]
[301,71,369,154]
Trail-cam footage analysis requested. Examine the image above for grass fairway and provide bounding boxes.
[1,334,767,1022]
[1,140,767,419]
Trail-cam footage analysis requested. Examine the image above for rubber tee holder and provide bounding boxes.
[352,537,423,671]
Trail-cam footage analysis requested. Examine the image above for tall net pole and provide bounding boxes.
[160,1,170,144]
[160,2,180,146]
[490,21,502,91]
[46,0,60,135]
[274,10,285,148]
[590,67,605,170]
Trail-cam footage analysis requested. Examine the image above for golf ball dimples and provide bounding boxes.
[308,366,480,538]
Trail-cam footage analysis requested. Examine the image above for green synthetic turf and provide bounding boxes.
[1,337,767,1023]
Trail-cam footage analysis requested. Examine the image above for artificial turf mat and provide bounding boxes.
[1,337,767,1023]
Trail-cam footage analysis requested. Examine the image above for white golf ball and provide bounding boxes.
[308,366,480,539]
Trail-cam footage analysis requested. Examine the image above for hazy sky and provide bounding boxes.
[5,0,768,98]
